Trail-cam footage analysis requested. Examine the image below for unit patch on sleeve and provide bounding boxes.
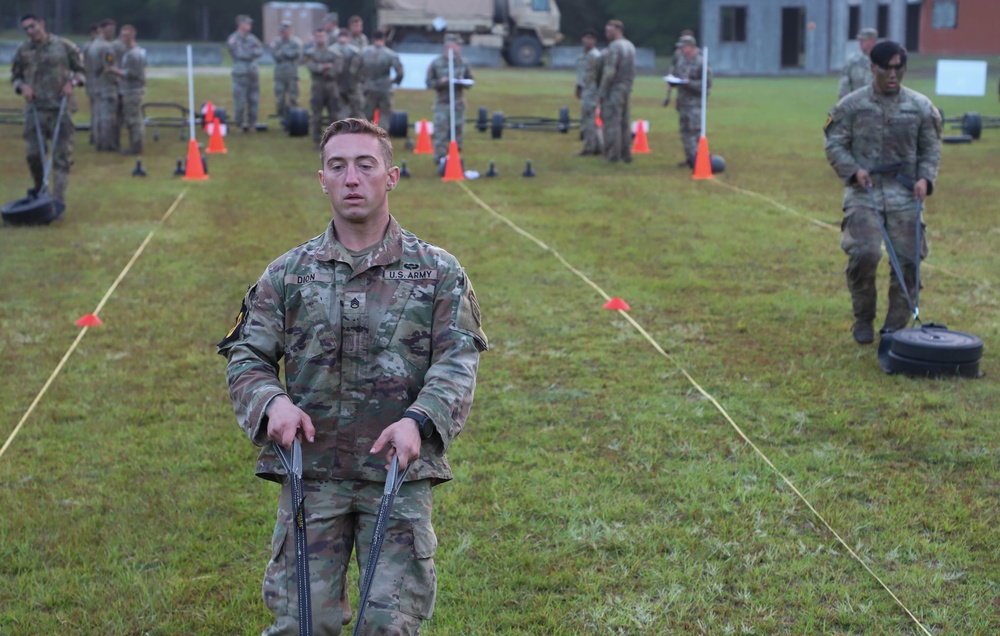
[217,283,257,352]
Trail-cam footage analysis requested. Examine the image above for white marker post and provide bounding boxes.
[447,47,456,144]
[700,46,709,138]
[187,44,196,140]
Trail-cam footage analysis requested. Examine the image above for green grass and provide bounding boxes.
[1,63,999,635]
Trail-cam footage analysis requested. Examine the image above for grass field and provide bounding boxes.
[1,61,999,635]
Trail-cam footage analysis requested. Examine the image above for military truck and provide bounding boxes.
[376,0,562,67]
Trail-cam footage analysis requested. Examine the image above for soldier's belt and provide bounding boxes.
[867,162,915,191]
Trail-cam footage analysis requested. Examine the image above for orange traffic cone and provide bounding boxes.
[603,297,630,311]
[441,140,464,182]
[207,117,227,154]
[203,101,214,132]
[373,108,380,126]
[692,135,713,180]
[75,313,103,327]
[183,138,208,180]
[632,120,651,153]
[595,107,603,128]
[414,119,433,154]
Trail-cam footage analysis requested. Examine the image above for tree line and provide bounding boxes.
[6,0,699,54]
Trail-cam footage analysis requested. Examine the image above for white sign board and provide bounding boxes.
[397,53,438,91]
[935,60,988,96]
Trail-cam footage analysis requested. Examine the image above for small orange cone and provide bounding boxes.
[203,101,214,132]
[183,138,209,180]
[603,297,630,311]
[632,120,651,153]
[373,108,380,125]
[441,140,464,182]
[692,135,713,180]
[414,119,433,154]
[595,107,603,128]
[207,117,227,154]
[75,313,103,327]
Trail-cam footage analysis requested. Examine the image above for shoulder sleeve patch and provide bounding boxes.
[455,273,488,352]
[217,283,257,353]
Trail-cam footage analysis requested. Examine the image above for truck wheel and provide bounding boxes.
[491,112,504,139]
[507,35,543,67]
[477,107,489,133]
[388,111,409,138]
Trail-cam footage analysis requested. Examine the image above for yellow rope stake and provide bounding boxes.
[0,190,188,462]
[456,181,933,636]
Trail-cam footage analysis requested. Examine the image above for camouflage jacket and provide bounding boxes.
[218,217,488,485]
[269,36,303,76]
[838,51,872,99]
[304,45,343,81]
[90,37,119,96]
[825,84,942,209]
[11,33,85,110]
[360,43,403,92]
[672,51,712,107]
[330,41,363,90]
[350,33,369,49]
[119,45,146,95]
[227,31,263,75]
[599,37,635,99]
[425,54,473,107]
[575,47,601,101]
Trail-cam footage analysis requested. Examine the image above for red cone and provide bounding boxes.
[75,313,103,327]
[603,298,630,311]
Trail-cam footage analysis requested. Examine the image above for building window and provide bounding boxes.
[877,4,889,37]
[848,6,860,39]
[932,0,958,29]
[720,6,747,42]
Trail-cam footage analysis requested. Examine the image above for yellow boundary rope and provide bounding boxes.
[0,190,188,462]
[456,180,932,636]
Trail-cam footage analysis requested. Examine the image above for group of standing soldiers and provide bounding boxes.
[226,13,403,144]
[82,18,147,155]
[575,23,712,168]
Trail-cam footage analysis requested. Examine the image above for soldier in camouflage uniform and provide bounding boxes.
[331,31,364,119]
[270,21,303,121]
[304,29,343,145]
[91,19,121,151]
[824,41,942,344]
[425,34,473,165]
[347,15,369,49]
[671,34,712,168]
[360,30,403,125]
[323,12,341,42]
[574,29,602,156]
[227,15,263,132]
[81,23,99,144]
[11,13,85,206]
[598,20,636,163]
[663,29,695,107]
[219,118,486,636]
[114,25,146,155]
[838,28,877,99]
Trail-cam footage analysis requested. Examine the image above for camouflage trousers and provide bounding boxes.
[233,71,260,128]
[262,478,436,636]
[364,89,393,126]
[23,105,73,203]
[677,102,701,164]
[432,104,465,164]
[580,92,601,154]
[840,196,928,331]
[274,72,300,118]
[120,91,144,153]
[601,89,631,162]
[93,91,120,151]
[338,86,364,120]
[310,81,341,142]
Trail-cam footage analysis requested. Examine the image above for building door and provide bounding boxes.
[781,7,805,68]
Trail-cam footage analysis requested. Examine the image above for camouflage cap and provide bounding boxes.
[236,14,253,25]
[444,33,462,44]
[676,34,697,47]
[857,28,878,40]
[280,20,292,28]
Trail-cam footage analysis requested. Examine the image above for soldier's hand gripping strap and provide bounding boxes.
[275,439,312,636]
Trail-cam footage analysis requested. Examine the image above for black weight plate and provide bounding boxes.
[286,107,309,137]
[961,112,982,140]
[942,135,972,144]
[558,106,569,133]
[387,111,408,138]
[476,106,488,132]
[886,350,981,378]
[491,111,504,139]
[890,327,983,363]
[2,194,64,226]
